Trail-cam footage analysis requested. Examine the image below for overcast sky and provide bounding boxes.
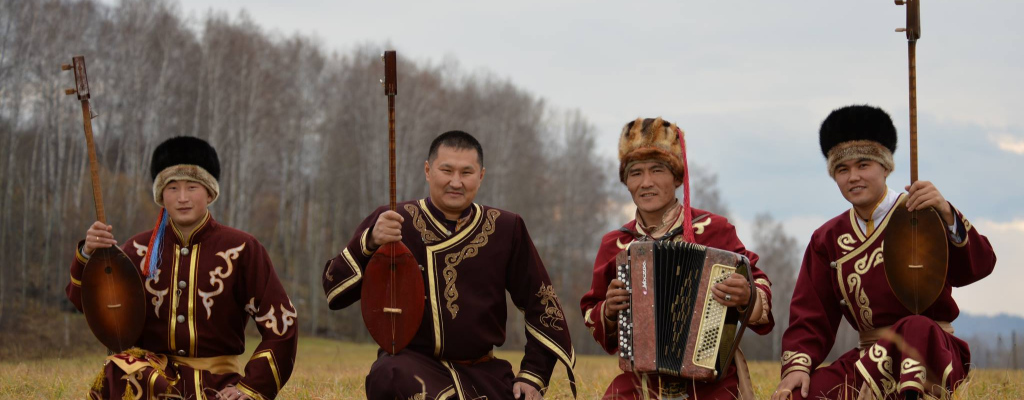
[130,0,1023,318]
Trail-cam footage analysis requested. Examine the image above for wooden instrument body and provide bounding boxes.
[81,247,147,352]
[359,50,425,354]
[63,55,146,352]
[616,241,754,382]
[360,242,425,354]
[883,202,949,314]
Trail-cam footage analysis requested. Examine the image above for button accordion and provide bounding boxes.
[616,241,754,381]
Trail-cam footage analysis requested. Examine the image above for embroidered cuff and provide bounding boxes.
[750,287,771,326]
[781,351,813,378]
[515,370,548,394]
[359,228,375,256]
[236,382,267,400]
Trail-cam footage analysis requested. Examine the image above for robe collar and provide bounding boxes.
[852,186,899,237]
[168,211,215,247]
[634,199,683,240]
[424,197,476,234]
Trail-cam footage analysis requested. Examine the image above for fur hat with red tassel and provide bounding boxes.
[618,117,695,242]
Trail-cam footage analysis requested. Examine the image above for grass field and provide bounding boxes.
[1,337,1021,399]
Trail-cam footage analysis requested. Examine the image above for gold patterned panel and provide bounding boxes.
[899,357,927,393]
[837,233,857,252]
[198,243,245,319]
[855,344,896,399]
[441,209,500,319]
[405,204,442,244]
[426,204,484,357]
[845,244,884,330]
[535,283,565,330]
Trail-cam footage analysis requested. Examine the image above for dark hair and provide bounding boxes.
[427,130,483,166]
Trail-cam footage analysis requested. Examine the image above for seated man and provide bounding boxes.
[322,130,576,400]
[581,118,775,400]
[772,105,996,400]
[68,136,298,400]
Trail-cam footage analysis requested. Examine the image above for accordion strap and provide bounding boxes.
[733,348,755,400]
[718,254,757,385]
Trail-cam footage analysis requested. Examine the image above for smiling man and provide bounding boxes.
[322,130,576,400]
[580,118,775,400]
[67,136,297,400]
[772,105,997,400]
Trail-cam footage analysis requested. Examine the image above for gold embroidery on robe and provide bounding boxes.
[442,209,500,319]
[782,351,812,376]
[405,204,441,244]
[246,298,298,336]
[135,241,170,318]
[837,233,857,252]
[846,244,884,330]
[536,283,565,330]
[198,243,245,319]
[693,218,712,234]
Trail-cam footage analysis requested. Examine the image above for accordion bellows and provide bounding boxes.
[616,241,754,381]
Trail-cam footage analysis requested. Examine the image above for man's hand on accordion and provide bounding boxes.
[712,273,765,324]
[711,273,751,308]
[603,279,630,329]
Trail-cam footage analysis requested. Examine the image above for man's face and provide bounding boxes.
[162,180,212,229]
[625,161,681,217]
[424,146,485,219]
[833,158,889,212]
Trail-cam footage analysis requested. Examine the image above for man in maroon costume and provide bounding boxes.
[322,130,577,400]
[771,105,996,400]
[68,136,298,400]
[580,118,775,400]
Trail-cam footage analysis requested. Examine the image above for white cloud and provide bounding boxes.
[990,133,1024,155]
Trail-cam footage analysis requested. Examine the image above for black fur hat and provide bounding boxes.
[150,136,221,206]
[819,105,898,176]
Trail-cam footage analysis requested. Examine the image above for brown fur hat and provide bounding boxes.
[618,117,685,183]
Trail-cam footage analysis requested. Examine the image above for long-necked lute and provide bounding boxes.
[62,56,146,352]
[883,0,949,315]
[360,51,425,354]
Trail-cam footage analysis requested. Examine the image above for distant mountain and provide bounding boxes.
[952,312,1024,340]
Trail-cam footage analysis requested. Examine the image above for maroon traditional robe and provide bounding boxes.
[780,193,996,399]
[580,204,774,399]
[322,198,577,399]
[67,213,298,400]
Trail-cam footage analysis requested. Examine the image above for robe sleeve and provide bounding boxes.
[579,231,623,354]
[945,203,997,287]
[322,206,387,310]
[66,240,90,313]
[505,215,577,398]
[236,239,298,400]
[780,236,844,378]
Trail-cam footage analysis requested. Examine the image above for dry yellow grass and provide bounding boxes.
[1,338,1021,399]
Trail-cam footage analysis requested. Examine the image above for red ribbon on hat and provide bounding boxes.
[676,127,695,243]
